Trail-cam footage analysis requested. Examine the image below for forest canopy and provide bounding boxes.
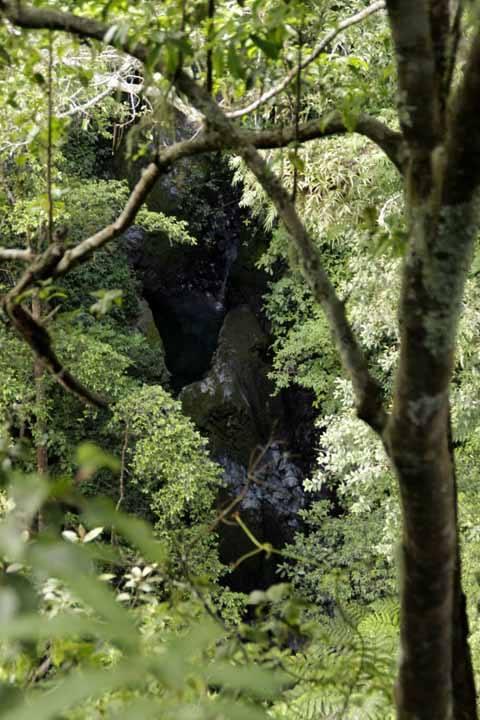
[0,1,479,719]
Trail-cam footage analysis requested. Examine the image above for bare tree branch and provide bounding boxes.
[0,1,136,56]
[240,143,388,432]
[226,1,386,119]
[5,242,64,298]
[248,113,404,172]
[5,301,108,407]
[2,245,107,407]
[0,248,35,261]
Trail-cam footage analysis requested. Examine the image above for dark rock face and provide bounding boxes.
[125,153,253,389]
[180,306,280,462]
[180,306,306,590]
[217,447,305,590]
[122,153,316,592]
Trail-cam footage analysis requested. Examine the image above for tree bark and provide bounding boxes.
[388,413,456,719]
[389,413,477,719]
[386,183,479,717]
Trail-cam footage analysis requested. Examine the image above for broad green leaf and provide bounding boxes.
[0,661,151,720]
[76,443,120,474]
[206,661,288,700]
[227,45,244,79]
[251,33,281,60]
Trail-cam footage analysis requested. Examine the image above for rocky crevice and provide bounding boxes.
[123,153,317,590]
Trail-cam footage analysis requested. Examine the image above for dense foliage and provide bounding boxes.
[1,1,480,719]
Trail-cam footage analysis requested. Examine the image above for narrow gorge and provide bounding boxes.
[122,151,317,590]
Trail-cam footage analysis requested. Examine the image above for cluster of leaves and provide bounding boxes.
[0,435,403,720]
[111,385,224,578]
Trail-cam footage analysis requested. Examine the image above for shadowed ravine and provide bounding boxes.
[124,157,318,590]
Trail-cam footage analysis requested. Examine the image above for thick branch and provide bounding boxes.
[2,245,107,408]
[241,143,388,433]
[385,0,440,149]
[443,31,480,204]
[5,301,107,407]
[247,113,404,172]
[0,1,149,62]
[0,247,35,261]
[429,0,451,114]
[226,1,386,119]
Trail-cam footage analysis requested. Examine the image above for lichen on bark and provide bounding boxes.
[419,201,477,357]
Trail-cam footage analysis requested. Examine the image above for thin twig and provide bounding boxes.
[225,1,386,119]
[46,32,54,245]
[116,423,129,512]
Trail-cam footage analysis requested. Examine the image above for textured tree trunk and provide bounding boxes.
[386,184,479,717]
[389,412,456,719]
[388,415,477,719]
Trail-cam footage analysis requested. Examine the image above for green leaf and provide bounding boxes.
[83,527,104,543]
[0,662,151,720]
[288,150,305,173]
[206,662,288,700]
[227,45,245,79]
[0,613,106,643]
[76,443,120,474]
[251,33,281,60]
[90,288,123,317]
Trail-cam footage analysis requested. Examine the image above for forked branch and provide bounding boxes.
[0,1,389,430]
[171,72,388,432]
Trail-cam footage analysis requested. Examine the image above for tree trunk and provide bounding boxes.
[389,413,456,719]
[388,413,477,719]
[387,181,479,717]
